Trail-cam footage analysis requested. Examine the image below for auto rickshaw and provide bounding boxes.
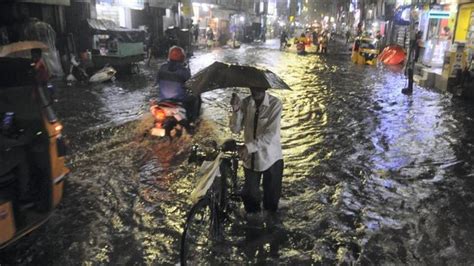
[0,42,69,249]
[351,36,379,65]
[79,19,146,73]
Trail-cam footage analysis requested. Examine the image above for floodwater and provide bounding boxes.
[2,39,474,264]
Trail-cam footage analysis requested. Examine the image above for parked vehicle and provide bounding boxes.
[351,37,379,65]
[378,45,406,65]
[296,41,306,55]
[165,26,193,57]
[0,56,69,249]
[89,66,116,83]
[66,55,88,84]
[67,55,116,84]
[79,19,145,73]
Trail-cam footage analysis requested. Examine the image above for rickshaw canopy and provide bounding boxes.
[0,41,48,57]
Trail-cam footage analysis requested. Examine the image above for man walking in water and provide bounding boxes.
[229,88,284,216]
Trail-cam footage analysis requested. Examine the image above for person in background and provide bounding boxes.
[414,30,423,62]
[298,33,307,44]
[443,26,452,40]
[345,29,351,44]
[146,30,155,66]
[206,27,214,48]
[375,30,383,50]
[193,24,199,43]
[375,30,382,41]
[312,30,319,47]
[280,30,288,50]
[319,32,328,54]
[229,88,284,216]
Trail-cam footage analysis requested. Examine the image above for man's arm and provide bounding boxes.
[245,100,282,154]
[229,109,243,134]
[229,94,244,134]
[179,65,191,81]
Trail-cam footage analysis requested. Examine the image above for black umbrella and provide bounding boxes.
[185,61,291,95]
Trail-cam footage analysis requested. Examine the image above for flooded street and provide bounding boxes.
[2,39,474,264]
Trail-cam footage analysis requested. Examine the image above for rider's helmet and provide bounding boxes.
[168,46,186,62]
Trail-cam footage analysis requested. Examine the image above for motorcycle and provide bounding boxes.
[149,99,188,138]
[149,96,201,138]
[66,55,88,84]
[89,66,116,83]
[66,55,116,85]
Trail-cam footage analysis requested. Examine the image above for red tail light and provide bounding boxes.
[152,107,166,122]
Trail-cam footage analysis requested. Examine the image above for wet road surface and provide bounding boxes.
[2,39,474,264]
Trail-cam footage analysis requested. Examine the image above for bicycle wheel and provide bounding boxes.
[180,197,219,265]
[219,159,235,213]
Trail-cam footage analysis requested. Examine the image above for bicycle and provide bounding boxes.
[180,139,242,265]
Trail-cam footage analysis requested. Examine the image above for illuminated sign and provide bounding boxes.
[429,10,450,18]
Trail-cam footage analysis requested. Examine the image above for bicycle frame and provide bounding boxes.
[180,141,241,264]
[216,156,239,218]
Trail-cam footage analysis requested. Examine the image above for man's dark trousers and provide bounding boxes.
[242,159,283,213]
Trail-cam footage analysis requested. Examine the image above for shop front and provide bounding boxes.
[454,1,474,70]
[419,4,457,69]
[191,3,232,46]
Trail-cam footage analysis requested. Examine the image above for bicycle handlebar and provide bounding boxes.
[188,139,243,164]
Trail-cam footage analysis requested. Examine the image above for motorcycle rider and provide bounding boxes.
[156,46,200,122]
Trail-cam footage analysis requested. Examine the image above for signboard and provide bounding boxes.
[429,10,450,18]
[182,0,194,17]
[18,0,70,5]
[149,0,175,8]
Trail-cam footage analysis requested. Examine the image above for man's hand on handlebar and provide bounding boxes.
[237,145,249,161]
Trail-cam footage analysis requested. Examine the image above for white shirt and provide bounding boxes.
[229,92,283,171]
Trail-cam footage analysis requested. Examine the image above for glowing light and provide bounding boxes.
[240,16,245,22]
[151,107,166,122]
[55,124,63,132]
[450,3,457,12]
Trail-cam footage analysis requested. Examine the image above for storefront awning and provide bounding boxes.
[148,0,175,8]
[86,19,145,42]
[87,19,143,34]
[18,0,70,5]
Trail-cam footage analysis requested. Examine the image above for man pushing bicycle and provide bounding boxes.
[229,88,284,215]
